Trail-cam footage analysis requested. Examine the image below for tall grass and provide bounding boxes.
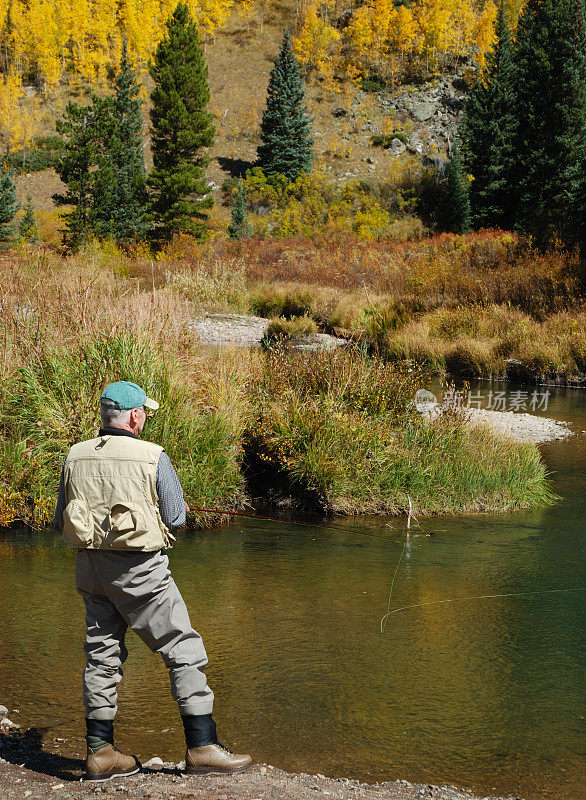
[245,348,556,515]
[0,250,560,526]
[0,252,253,527]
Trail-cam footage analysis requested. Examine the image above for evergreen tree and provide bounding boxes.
[565,127,586,251]
[91,40,148,242]
[443,140,472,234]
[227,181,251,239]
[461,1,516,229]
[0,162,18,247]
[560,1,586,250]
[511,0,586,246]
[257,29,313,181]
[148,3,215,243]
[53,101,102,250]
[19,193,38,242]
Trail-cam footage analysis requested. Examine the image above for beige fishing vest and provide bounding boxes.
[61,435,174,551]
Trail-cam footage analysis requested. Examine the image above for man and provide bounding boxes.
[54,381,252,782]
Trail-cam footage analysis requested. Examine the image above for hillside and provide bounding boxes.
[13,0,468,225]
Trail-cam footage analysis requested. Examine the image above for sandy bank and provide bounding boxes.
[463,406,573,444]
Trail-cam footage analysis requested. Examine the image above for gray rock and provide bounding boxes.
[407,133,424,154]
[410,101,437,122]
[388,138,406,156]
[0,706,8,717]
[292,333,346,352]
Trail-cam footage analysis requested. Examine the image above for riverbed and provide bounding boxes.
[0,383,584,800]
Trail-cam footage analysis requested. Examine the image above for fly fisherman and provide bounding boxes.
[53,381,252,782]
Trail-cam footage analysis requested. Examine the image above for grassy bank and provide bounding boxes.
[152,231,585,384]
[0,249,557,528]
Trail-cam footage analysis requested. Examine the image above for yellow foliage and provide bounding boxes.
[1,0,235,88]
[352,202,391,241]
[473,1,498,71]
[0,72,36,156]
[315,0,505,85]
[293,6,341,79]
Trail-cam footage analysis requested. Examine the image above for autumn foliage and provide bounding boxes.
[293,0,503,86]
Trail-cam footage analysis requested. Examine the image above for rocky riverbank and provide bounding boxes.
[190,314,575,447]
[419,402,573,445]
[0,726,520,800]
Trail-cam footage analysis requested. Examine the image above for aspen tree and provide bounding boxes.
[0,72,34,158]
[293,5,340,79]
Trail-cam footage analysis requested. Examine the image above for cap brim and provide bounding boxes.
[144,397,159,411]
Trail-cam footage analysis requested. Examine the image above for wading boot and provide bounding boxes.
[84,744,141,782]
[185,742,253,775]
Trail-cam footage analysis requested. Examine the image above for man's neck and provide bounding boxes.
[99,426,140,439]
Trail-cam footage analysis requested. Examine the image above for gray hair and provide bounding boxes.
[100,404,133,428]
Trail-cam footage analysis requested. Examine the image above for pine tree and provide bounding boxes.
[53,101,101,251]
[443,140,472,234]
[227,181,251,239]
[148,3,215,243]
[19,193,38,242]
[257,29,313,181]
[560,1,586,250]
[461,1,516,229]
[511,0,586,246]
[91,40,148,243]
[565,128,586,251]
[0,162,18,246]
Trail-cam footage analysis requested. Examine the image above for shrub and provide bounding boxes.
[361,75,386,92]
[262,316,317,346]
[6,135,64,174]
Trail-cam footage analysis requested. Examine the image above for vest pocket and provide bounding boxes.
[63,498,94,547]
[107,504,147,537]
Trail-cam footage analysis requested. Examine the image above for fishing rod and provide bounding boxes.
[188,506,395,541]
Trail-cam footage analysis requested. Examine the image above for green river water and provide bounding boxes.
[0,383,584,799]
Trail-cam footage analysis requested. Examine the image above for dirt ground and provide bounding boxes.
[0,729,517,800]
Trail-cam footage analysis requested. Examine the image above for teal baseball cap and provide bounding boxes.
[100,381,159,411]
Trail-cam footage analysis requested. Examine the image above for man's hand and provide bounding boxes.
[185,501,190,515]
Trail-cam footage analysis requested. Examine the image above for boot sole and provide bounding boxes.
[83,765,140,782]
[185,761,253,776]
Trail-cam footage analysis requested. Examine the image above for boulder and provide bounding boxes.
[388,138,406,156]
[410,101,437,122]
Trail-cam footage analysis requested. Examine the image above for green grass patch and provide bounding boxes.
[245,348,556,515]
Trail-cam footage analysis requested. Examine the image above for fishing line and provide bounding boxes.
[380,538,408,633]
[190,507,585,629]
[188,506,394,541]
[381,586,585,630]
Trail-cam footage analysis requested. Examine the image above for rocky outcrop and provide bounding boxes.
[379,74,469,156]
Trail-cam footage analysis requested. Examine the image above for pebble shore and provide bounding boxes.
[0,716,520,800]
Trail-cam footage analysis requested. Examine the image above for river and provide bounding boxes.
[0,383,584,799]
